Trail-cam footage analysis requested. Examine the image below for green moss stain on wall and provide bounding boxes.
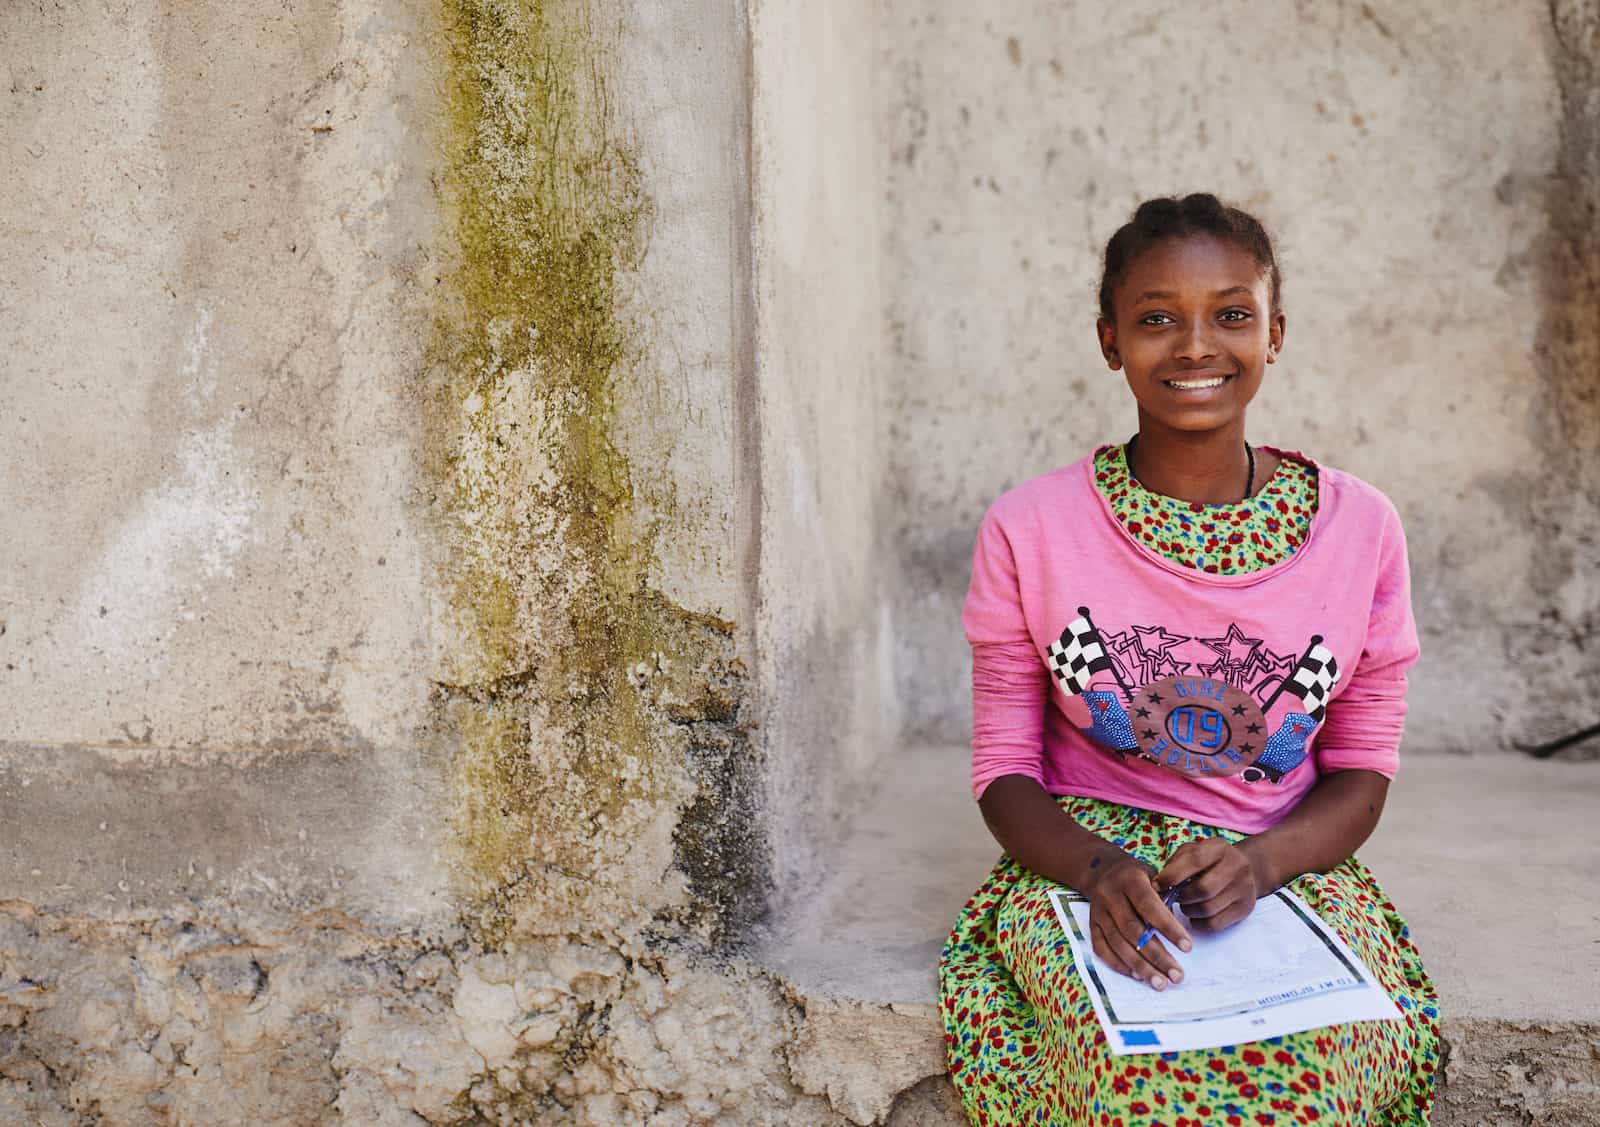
[424,0,767,944]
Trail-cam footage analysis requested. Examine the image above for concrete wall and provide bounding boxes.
[2,0,451,925]
[750,0,897,906]
[883,0,1600,754]
[0,0,888,1122]
[1,0,1595,1122]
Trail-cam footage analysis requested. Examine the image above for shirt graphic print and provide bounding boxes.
[1045,606,1339,786]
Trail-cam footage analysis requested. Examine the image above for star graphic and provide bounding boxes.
[1132,624,1183,660]
[1200,622,1265,668]
[1252,651,1299,697]
[1230,704,1247,716]
[1149,653,1189,681]
[1240,742,1255,755]
[1104,629,1143,678]
[1135,707,1151,719]
[1167,637,1224,675]
[1246,722,1262,734]
[1147,691,1164,705]
[1262,649,1297,675]
[1141,728,1158,741]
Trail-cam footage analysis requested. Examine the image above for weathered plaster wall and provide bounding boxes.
[2,0,452,924]
[1527,0,1600,749]
[750,0,898,902]
[0,0,889,1122]
[882,0,1600,753]
[420,0,755,946]
[4,0,1590,1121]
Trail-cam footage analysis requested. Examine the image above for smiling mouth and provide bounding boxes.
[1163,373,1233,391]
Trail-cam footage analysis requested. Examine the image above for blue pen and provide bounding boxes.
[1137,880,1188,950]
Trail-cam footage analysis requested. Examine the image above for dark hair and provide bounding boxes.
[1097,193,1281,322]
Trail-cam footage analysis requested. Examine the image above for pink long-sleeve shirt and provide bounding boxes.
[964,446,1419,834]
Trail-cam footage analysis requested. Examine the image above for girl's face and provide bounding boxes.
[1096,234,1285,435]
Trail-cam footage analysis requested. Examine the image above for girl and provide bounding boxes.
[940,194,1442,1126]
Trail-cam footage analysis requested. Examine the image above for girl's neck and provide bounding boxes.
[1125,415,1255,505]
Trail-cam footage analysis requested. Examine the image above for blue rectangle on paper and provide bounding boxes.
[1119,1029,1161,1046]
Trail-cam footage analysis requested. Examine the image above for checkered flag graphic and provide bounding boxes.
[1279,637,1340,722]
[1047,613,1115,698]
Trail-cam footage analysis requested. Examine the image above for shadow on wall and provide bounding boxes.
[1510,0,1600,755]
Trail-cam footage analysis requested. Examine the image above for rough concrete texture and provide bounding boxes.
[882,0,1600,753]
[1524,0,1600,752]
[0,901,861,1126]
[3,0,458,939]
[1,0,441,763]
[420,0,747,944]
[1,0,1596,1123]
[764,746,1600,1125]
[748,0,900,908]
[786,997,946,1126]
[0,0,884,1122]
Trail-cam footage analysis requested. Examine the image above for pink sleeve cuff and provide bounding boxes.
[1313,501,1418,780]
[969,640,1049,800]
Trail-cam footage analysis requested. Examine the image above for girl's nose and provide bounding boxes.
[1176,320,1218,362]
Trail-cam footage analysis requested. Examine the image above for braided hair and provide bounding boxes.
[1098,194,1281,323]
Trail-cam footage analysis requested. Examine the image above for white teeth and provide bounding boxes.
[1166,377,1226,390]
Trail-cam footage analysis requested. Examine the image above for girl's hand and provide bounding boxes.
[1156,838,1271,932]
[1085,854,1192,990]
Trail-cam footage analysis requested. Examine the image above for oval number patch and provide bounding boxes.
[1130,676,1268,779]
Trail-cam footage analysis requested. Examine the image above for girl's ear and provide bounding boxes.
[1266,311,1287,363]
[1096,316,1121,370]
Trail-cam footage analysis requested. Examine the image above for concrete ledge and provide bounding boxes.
[761,747,1600,1125]
[0,741,452,927]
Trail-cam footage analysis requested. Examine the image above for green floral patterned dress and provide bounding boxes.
[939,446,1442,1126]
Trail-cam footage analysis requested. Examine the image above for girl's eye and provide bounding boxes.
[1218,309,1252,322]
[1139,312,1174,326]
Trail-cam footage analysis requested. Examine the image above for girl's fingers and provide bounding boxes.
[1103,895,1183,987]
[1091,920,1134,978]
[1211,895,1257,930]
[1132,933,1184,985]
[1176,866,1235,907]
[1105,926,1172,990]
[1130,879,1193,953]
[1179,885,1238,919]
[1099,888,1145,948]
[1155,840,1219,888]
[1094,918,1143,982]
[1186,891,1249,931]
[1179,865,1252,917]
